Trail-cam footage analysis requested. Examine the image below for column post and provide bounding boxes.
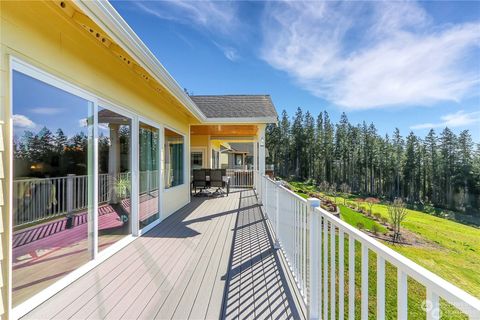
[308,197,321,319]
[66,174,75,229]
[258,124,266,177]
[253,140,258,189]
[258,125,266,204]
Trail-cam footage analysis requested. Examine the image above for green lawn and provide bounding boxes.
[338,204,387,235]
[286,181,480,319]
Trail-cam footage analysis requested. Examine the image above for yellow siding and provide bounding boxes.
[0,1,196,316]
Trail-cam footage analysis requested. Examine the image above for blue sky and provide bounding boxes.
[109,0,480,140]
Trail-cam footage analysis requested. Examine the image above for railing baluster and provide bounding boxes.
[255,175,480,320]
[361,243,369,320]
[426,289,439,320]
[324,215,329,320]
[303,203,307,297]
[308,199,320,319]
[398,270,408,320]
[331,221,336,320]
[377,256,386,320]
[339,230,345,320]
[348,234,355,320]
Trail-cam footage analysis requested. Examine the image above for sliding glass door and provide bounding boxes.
[11,70,94,306]
[97,107,132,251]
[10,60,167,310]
[139,122,160,229]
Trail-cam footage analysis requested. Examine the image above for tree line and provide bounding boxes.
[266,108,480,215]
[14,126,130,178]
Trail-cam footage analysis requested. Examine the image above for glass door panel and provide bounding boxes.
[11,71,94,306]
[97,107,132,251]
[139,122,160,229]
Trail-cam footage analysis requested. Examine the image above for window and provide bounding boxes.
[191,151,203,170]
[97,107,132,251]
[235,154,244,166]
[11,70,94,306]
[165,128,184,188]
[139,122,160,228]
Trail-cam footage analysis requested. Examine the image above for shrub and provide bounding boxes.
[356,222,365,230]
[380,217,389,225]
[373,212,382,220]
[372,224,380,235]
[365,197,381,215]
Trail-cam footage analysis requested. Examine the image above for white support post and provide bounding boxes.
[361,244,369,320]
[259,124,266,177]
[258,125,266,205]
[66,174,75,230]
[426,289,440,320]
[308,198,321,319]
[108,124,120,204]
[398,270,408,320]
[66,174,75,216]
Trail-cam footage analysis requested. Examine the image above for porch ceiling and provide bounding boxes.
[190,124,258,137]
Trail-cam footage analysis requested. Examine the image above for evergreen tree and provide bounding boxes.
[264,107,479,215]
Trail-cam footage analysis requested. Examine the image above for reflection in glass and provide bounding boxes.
[139,122,160,229]
[191,152,203,171]
[97,107,131,251]
[165,128,184,188]
[12,71,93,306]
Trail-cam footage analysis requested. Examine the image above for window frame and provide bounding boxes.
[137,116,163,234]
[163,125,186,191]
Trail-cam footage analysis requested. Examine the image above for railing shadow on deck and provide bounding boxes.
[220,190,303,320]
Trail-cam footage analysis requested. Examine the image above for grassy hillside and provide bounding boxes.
[287,181,480,319]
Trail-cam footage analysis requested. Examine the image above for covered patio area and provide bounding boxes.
[23,189,306,319]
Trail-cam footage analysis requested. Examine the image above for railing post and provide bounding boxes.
[273,181,282,249]
[308,198,321,319]
[66,174,75,229]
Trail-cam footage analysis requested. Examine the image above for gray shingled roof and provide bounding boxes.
[189,95,278,119]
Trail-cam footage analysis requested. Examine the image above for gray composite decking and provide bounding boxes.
[24,189,306,320]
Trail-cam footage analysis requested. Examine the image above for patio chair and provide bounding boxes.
[210,169,229,196]
[192,169,208,195]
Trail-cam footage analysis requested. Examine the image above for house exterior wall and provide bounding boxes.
[0,1,194,317]
[190,135,210,168]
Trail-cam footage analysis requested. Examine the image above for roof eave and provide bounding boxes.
[203,117,278,124]
[74,0,207,122]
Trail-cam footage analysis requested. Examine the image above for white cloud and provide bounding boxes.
[410,110,480,130]
[79,118,109,131]
[261,1,480,110]
[31,107,65,115]
[78,118,87,128]
[135,1,238,35]
[12,114,36,129]
[213,41,239,61]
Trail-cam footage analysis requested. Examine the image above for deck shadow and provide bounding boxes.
[220,191,303,320]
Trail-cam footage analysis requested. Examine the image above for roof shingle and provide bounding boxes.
[189,95,278,119]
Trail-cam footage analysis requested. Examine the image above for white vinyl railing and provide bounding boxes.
[13,171,158,227]
[258,174,480,320]
[226,169,254,187]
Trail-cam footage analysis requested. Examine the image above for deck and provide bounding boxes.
[23,189,306,319]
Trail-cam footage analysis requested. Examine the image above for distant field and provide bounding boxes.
[288,181,480,319]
